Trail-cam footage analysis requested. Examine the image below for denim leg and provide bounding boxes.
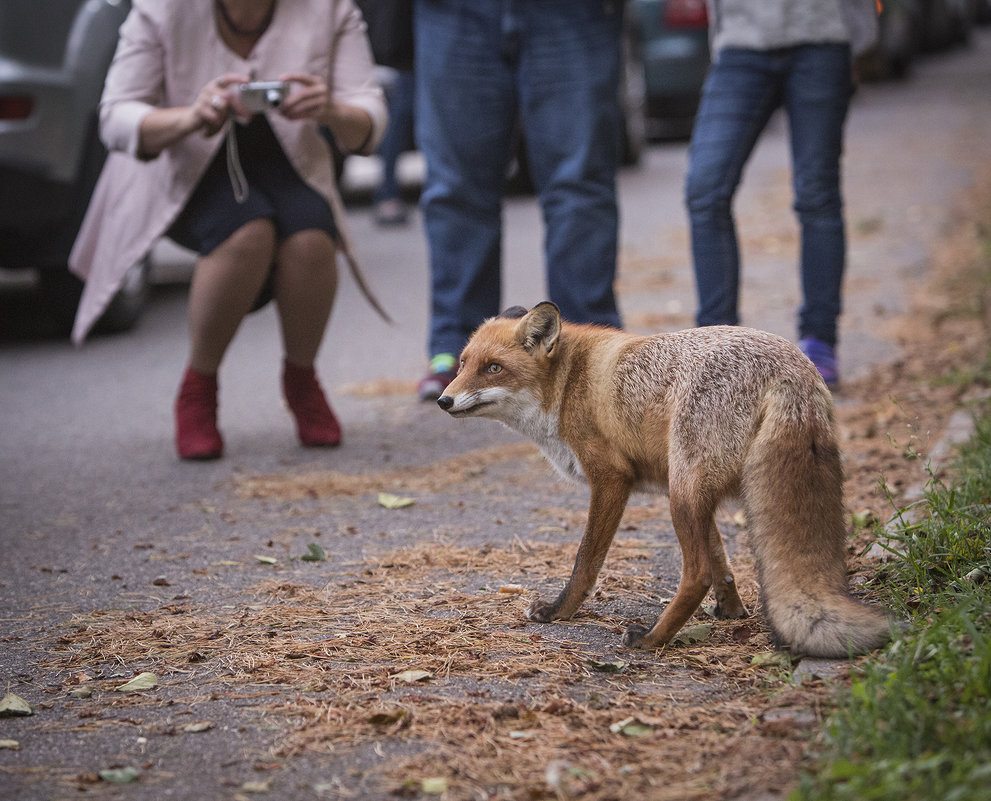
[685,50,782,328]
[374,70,415,205]
[414,0,517,358]
[516,0,623,328]
[785,45,854,347]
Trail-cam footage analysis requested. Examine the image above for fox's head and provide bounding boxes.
[437,302,561,424]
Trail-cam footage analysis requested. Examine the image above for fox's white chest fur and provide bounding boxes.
[499,390,586,484]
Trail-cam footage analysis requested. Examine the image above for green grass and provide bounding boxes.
[793,414,991,801]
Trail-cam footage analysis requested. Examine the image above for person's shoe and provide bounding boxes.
[374,198,409,226]
[282,360,342,447]
[798,337,839,390]
[417,353,458,401]
[175,366,223,460]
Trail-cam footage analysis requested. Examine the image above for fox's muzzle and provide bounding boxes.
[437,395,454,412]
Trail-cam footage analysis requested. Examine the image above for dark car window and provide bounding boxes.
[0,0,81,68]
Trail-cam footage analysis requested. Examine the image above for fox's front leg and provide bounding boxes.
[526,475,632,623]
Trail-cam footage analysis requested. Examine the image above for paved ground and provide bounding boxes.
[1,28,990,801]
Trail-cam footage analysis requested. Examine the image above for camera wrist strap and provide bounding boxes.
[225,122,249,204]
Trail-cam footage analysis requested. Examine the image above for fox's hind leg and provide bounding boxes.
[707,519,748,619]
[623,493,715,649]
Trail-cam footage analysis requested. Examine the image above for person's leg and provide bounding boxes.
[414,0,517,362]
[272,226,341,447]
[176,218,277,459]
[187,218,277,373]
[685,49,783,328]
[516,0,622,328]
[274,229,338,368]
[374,69,415,225]
[785,44,854,349]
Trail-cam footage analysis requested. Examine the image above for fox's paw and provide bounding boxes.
[525,599,559,623]
[713,597,749,620]
[713,577,748,620]
[622,624,651,649]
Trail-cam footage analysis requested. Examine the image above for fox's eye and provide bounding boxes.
[486,363,502,374]
[458,359,465,373]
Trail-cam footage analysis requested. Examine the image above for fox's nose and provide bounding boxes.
[437,395,454,411]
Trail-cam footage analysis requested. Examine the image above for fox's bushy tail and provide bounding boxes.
[742,383,893,657]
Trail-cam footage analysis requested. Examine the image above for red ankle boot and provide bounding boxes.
[282,360,341,447]
[174,367,223,460]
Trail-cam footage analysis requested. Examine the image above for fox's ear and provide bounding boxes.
[517,302,561,356]
[497,305,529,320]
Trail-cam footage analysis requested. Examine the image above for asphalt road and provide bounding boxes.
[1,28,990,800]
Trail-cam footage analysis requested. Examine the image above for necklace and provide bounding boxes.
[214,0,275,37]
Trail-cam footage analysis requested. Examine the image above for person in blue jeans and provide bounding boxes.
[414,0,624,400]
[373,68,415,226]
[685,0,879,389]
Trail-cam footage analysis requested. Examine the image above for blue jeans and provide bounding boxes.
[374,70,415,205]
[414,0,623,358]
[685,44,854,346]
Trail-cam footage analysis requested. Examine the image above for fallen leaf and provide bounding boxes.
[390,669,432,684]
[851,509,877,528]
[422,777,448,794]
[609,716,656,737]
[0,740,20,750]
[378,492,415,509]
[99,767,140,783]
[732,623,758,644]
[0,693,33,717]
[586,659,628,673]
[499,584,525,593]
[300,543,326,562]
[115,672,158,692]
[368,709,408,726]
[241,779,271,793]
[254,555,279,565]
[672,623,712,645]
[69,687,93,699]
[183,721,214,733]
[751,651,793,670]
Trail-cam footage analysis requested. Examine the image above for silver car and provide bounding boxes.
[0,0,148,334]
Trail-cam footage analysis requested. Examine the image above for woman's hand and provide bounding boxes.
[192,73,251,135]
[137,72,249,158]
[279,72,373,153]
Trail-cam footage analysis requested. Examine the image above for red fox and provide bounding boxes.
[437,302,894,657]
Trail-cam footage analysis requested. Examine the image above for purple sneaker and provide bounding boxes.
[799,337,839,390]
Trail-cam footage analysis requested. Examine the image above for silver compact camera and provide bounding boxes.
[236,80,289,113]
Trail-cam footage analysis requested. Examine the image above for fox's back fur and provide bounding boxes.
[439,303,893,657]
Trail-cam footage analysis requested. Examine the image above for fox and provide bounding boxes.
[437,302,894,657]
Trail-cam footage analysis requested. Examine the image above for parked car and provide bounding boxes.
[859,0,924,79]
[0,0,149,335]
[629,0,710,140]
[918,0,976,50]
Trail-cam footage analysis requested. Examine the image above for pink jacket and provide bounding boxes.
[69,0,388,344]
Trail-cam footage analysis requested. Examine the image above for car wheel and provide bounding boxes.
[39,257,150,337]
[97,256,151,333]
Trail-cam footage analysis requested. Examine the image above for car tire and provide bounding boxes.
[39,257,150,337]
[97,256,151,333]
